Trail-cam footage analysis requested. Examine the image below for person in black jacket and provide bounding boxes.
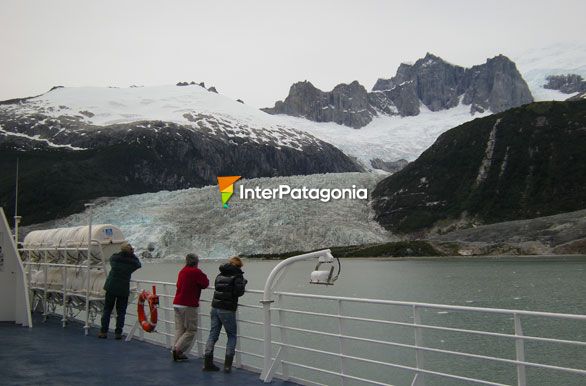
[98,242,141,339]
[203,256,247,373]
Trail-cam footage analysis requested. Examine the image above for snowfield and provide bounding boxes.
[26,173,395,260]
[513,42,586,102]
[3,43,584,167]
[277,100,490,165]
[0,85,326,152]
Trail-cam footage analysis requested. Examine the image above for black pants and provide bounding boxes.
[100,292,129,335]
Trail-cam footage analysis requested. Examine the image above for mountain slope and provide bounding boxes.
[0,85,361,225]
[258,45,585,170]
[371,100,586,234]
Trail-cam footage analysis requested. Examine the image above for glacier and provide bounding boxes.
[23,173,395,260]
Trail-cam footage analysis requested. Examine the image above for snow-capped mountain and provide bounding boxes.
[260,45,586,169]
[263,54,533,128]
[22,172,394,259]
[3,43,584,228]
[0,84,340,151]
[513,42,586,101]
[276,101,491,166]
[0,84,361,225]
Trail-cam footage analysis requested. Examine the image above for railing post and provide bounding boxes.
[84,248,91,335]
[260,299,274,382]
[196,305,203,357]
[235,308,242,368]
[62,249,68,327]
[163,284,172,348]
[412,305,425,386]
[277,293,290,379]
[337,299,347,386]
[259,249,331,382]
[43,250,48,321]
[514,313,527,386]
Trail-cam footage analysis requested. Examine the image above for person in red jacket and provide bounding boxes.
[172,253,209,362]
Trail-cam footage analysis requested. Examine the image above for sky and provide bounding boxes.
[0,0,585,108]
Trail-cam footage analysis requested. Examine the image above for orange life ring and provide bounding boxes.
[137,287,159,332]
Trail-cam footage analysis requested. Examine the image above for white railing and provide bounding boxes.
[123,278,586,386]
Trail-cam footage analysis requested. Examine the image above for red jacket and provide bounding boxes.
[173,266,209,307]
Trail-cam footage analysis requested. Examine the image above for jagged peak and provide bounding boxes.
[423,52,442,61]
[290,80,318,91]
[332,80,367,92]
[289,80,366,94]
[485,54,515,64]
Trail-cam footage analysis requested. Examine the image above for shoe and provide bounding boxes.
[177,353,189,362]
[115,333,123,340]
[202,354,220,371]
[172,349,179,362]
[98,332,107,339]
[224,354,234,373]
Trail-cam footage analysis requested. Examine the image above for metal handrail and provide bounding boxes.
[273,290,586,321]
[272,306,586,347]
[123,278,586,386]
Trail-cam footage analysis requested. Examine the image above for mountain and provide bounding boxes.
[263,53,533,128]
[568,91,586,101]
[273,97,492,170]
[512,42,586,102]
[371,99,586,234]
[373,53,533,116]
[21,173,394,259]
[260,45,586,171]
[0,85,361,225]
[543,74,586,94]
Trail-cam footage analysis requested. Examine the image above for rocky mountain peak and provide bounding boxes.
[262,80,374,129]
[544,74,586,94]
[462,55,533,113]
[265,54,533,128]
[420,52,448,65]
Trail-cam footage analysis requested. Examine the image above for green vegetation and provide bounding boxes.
[373,100,586,234]
[0,143,195,225]
[242,240,444,259]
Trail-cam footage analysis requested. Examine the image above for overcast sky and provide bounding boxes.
[1,0,584,108]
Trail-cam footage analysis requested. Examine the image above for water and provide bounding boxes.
[133,257,586,385]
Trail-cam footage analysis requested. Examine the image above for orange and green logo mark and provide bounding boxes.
[217,176,241,208]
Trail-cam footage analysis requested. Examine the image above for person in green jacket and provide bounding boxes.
[98,242,141,339]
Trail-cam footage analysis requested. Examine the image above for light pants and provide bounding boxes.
[173,306,198,354]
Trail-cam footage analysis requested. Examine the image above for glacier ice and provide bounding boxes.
[24,173,396,260]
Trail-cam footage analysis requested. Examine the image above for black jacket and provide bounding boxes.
[103,251,141,297]
[211,263,247,311]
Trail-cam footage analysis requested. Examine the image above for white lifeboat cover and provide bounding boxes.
[23,224,125,248]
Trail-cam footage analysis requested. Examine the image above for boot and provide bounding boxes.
[224,354,234,373]
[202,354,220,371]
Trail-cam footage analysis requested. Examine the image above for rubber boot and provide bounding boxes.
[224,354,234,373]
[203,354,220,371]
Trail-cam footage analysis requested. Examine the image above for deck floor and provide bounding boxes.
[0,314,296,386]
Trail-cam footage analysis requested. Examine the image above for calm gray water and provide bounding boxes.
[133,257,586,386]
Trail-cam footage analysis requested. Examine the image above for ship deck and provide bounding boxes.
[0,314,296,386]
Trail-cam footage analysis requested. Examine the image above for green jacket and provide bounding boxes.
[103,251,141,297]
